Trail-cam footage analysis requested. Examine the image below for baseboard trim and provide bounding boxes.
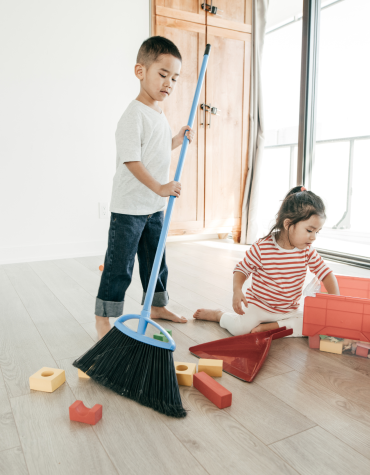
[0,234,220,265]
[0,240,107,265]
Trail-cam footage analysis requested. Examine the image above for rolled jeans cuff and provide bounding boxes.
[141,291,169,307]
[95,298,124,318]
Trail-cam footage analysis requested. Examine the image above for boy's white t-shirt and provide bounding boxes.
[109,100,172,215]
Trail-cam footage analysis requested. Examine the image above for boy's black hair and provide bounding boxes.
[137,36,182,67]
[264,186,326,239]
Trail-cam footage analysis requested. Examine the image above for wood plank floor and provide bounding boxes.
[1,238,370,475]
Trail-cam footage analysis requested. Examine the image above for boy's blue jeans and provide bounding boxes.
[95,211,169,318]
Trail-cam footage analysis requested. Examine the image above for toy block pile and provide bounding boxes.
[174,358,232,409]
[308,335,370,358]
[28,331,232,424]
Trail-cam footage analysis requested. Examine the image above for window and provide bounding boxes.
[257,0,369,267]
[311,0,370,259]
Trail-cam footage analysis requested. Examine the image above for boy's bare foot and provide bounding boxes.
[95,315,112,340]
[251,322,279,333]
[193,309,223,323]
[151,306,187,323]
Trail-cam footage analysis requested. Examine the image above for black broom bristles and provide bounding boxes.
[73,326,187,418]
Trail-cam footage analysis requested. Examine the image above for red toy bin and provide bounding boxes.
[304,274,370,342]
[319,275,370,299]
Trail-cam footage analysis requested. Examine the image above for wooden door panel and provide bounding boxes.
[206,0,252,34]
[205,27,251,239]
[155,16,206,231]
[163,0,198,14]
[155,0,205,24]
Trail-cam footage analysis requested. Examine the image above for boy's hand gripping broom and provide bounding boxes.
[73,45,211,418]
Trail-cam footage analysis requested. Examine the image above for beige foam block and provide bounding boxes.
[320,340,343,355]
[77,369,90,379]
[198,359,223,377]
[174,361,196,386]
[29,367,66,393]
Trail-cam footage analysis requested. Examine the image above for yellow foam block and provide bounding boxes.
[29,367,65,393]
[174,361,196,386]
[198,359,223,377]
[320,340,343,355]
[77,369,90,379]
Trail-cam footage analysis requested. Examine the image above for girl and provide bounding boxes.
[193,186,340,337]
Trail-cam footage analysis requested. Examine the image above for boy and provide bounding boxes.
[95,36,193,339]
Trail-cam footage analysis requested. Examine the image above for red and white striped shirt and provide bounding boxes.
[234,234,332,314]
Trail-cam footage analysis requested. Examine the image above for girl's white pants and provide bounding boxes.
[220,304,303,337]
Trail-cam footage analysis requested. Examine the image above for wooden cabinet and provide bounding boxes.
[152,1,252,242]
[156,16,206,234]
[204,26,251,241]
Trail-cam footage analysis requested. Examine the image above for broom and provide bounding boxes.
[73,44,211,418]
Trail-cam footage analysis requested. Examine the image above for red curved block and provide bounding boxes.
[69,400,102,425]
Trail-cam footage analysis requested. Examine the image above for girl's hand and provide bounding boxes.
[232,289,248,315]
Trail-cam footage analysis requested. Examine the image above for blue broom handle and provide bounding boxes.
[141,45,211,316]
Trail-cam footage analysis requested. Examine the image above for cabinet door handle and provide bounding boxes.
[208,105,220,128]
[200,104,220,128]
[200,103,210,127]
[211,106,221,116]
[201,2,223,16]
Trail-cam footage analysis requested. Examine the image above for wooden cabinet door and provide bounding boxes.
[154,0,205,26]
[155,16,206,235]
[206,0,252,34]
[204,26,251,241]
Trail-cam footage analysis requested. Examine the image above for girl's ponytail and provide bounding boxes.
[264,186,326,239]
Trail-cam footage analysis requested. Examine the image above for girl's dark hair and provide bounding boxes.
[137,36,182,67]
[264,186,326,239]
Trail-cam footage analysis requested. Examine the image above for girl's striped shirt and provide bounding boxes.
[234,234,332,314]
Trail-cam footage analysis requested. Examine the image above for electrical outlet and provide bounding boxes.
[99,202,109,219]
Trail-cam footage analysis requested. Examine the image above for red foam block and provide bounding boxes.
[356,345,369,358]
[69,400,102,425]
[193,372,232,409]
[309,334,320,349]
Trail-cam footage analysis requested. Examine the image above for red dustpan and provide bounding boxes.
[189,326,292,382]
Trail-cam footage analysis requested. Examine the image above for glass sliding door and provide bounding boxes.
[310,0,370,262]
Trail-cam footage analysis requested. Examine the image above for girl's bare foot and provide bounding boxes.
[95,315,111,340]
[151,306,187,323]
[193,309,223,323]
[251,322,279,333]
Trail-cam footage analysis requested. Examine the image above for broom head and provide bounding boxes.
[73,313,186,418]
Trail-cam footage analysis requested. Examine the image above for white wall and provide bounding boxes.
[0,0,149,264]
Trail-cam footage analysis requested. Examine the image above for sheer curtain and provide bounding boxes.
[240,0,269,244]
